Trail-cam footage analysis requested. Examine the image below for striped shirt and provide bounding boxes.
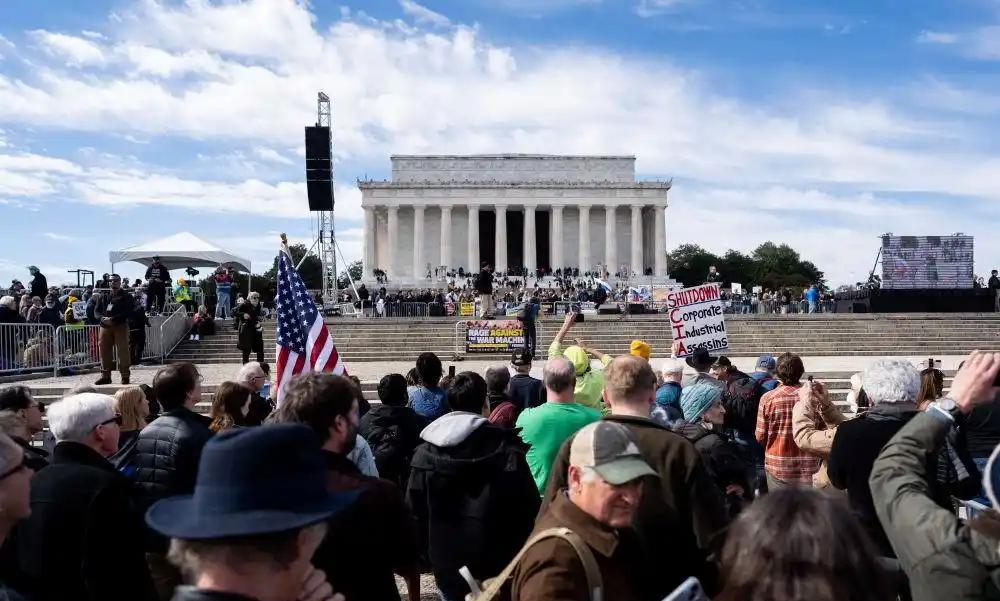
[755,384,820,484]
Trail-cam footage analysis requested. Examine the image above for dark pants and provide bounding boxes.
[146,285,166,313]
[129,329,145,365]
[242,332,264,364]
[523,319,537,356]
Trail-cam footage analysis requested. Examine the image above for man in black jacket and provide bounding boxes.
[11,393,155,601]
[133,362,213,600]
[0,386,48,471]
[95,275,135,385]
[27,266,46,300]
[360,373,426,488]
[270,373,422,601]
[475,262,494,318]
[144,256,170,314]
[406,371,540,601]
[507,350,544,410]
[237,361,274,426]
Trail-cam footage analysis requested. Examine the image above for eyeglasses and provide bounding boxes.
[0,454,28,480]
[97,414,123,428]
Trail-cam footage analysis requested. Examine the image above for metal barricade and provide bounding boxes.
[384,302,429,318]
[55,324,103,372]
[159,306,191,357]
[0,323,57,376]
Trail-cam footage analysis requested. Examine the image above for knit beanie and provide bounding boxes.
[680,382,722,422]
[630,340,651,360]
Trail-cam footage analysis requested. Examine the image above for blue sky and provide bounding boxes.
[1,0,999,287]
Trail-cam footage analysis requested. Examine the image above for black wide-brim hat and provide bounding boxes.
[685,347,714,370]
[146,424,358,540]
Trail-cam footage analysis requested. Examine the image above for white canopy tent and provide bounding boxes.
[109,231,254,297]
[109,232,252,273]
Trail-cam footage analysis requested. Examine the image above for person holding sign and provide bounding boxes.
[95,275,135,386]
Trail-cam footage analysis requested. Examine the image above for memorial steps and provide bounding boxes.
[165,314,1000,364]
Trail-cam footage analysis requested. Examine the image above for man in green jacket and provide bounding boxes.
[870,351,1000,601]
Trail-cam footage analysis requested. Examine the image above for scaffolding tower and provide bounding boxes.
[316,92,338,307]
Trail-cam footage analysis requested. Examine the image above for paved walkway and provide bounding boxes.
[3,353,968,389]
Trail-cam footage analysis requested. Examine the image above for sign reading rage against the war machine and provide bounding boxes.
[465,320,525,354]
[667,283,728,357]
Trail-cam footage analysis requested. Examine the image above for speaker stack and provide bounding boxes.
[305,126,334,211]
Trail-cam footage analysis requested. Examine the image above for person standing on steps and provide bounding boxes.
[476,262,494,318]
[237,291,265,365]
[95,275,135,386]
[144,256,170,315]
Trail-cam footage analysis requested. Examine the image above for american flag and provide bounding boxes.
[274,247,345,406]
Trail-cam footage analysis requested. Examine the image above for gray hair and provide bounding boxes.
[862,360,920,405]
[47,393,115,442]
[544,356,576,394]
[0,296,14,310]
[237,362,265,386]
[248,292,261,302]
[63,384,98,398]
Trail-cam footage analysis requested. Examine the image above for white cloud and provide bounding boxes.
[399,0,451,27]
[42,232,77,241]
[635,0,692,17]
[29,30,107,66]
[253,146,295,165]
[917,30,958,45]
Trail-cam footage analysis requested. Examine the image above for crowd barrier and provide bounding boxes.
[0,306,190,378]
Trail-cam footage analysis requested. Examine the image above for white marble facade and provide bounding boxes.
[358,155,670,283]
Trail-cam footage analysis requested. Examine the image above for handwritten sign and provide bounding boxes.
[459,302,475,317]
[71,301,88,320]
[465,320,525,354]
[667,283,728,357]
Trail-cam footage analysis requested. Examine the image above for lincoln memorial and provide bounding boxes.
[358,154,670,284]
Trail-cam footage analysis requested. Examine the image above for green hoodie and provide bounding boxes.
[548,340,612,413]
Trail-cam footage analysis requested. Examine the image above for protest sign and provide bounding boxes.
[71,301,88,320]
[666,283,728,357]
[459,302,475,317]
[465,320,525,354]
[731,283,743,295]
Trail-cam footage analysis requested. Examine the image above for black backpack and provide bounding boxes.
[721,373,765,438]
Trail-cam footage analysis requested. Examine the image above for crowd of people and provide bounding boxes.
[0,309,998,600]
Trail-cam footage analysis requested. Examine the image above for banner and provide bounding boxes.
[465,319,525,354]
[459,302,475,317]
[666,283,728,357]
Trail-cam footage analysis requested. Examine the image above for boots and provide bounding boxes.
[94,373,112,385]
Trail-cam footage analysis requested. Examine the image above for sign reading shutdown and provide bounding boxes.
[667,283,728,357]
[465,320,525,354]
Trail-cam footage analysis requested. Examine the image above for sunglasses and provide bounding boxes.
[97,414,123,428]
[0,454,28,480]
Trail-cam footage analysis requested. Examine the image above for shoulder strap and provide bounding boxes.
[476,527,603,601]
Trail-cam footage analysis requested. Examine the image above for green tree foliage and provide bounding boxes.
[263,244,323,290]
[667,242,827,289]
[336,260,363,290]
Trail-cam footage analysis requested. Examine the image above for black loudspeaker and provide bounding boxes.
[305,126,333,211]
[628,303,646,314]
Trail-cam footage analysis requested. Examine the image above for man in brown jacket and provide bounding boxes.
[541,355,729,598]
[512,420,656,601]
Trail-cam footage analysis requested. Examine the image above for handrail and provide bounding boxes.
[159,306,191,360]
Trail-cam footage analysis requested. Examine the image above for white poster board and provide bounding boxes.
[666,283,728,357]
[71,301,88,320]
[731,283,743,295]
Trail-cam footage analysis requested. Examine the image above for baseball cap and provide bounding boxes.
[511,350,534,367]
[570,421,657,486]
[756,354,776,371]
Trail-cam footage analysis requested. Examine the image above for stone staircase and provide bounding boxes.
[166,314,1000,364]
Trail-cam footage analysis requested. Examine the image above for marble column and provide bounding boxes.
[654,204,667,276]
[630,204,643,276]
[604,205,617,278]
[387,206,399,281]
[440,205,452,271]
[363,206,376,279]
[467,205,479,272]
[413,205,425,279]
[523,205,536,272]
[551,206,564,271]
[578,205,591,273]
[495,205,508,273]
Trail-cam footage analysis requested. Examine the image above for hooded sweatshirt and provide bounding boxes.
[548,341,611,413]
[406,411,540,601]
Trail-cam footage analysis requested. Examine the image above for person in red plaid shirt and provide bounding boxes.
[755,353,819,489]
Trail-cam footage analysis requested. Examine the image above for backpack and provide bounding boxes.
[721,374,765,438]
[462,527,603,601]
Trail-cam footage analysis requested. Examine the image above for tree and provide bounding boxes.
[667,241,828,289]
[718,250,756,287]
[263,244,322,290]
[336,261,363,290]
[666,244,720,287]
